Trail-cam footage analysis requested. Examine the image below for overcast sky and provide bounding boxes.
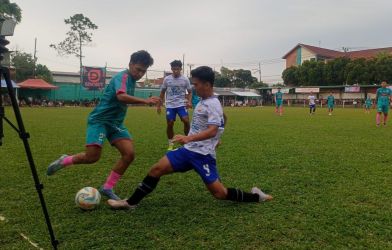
[7,0,392,83]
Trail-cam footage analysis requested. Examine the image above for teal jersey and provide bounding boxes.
[327,95,334,105]
[275,91,283,101]
[88,70,135,124]
[376,87,392,105]
[191,87,200,108]
[365,98,372,106]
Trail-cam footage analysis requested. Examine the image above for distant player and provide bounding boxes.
[308,92,316,115]
[364,96,372,114]
[157,60,192,151]
[326,92,335,116]
[47,51,160,200]
[107,66,273,210]
[376,81,392,126]
[274,87,283,116]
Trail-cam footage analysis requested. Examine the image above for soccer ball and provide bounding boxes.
[75,187,101,210]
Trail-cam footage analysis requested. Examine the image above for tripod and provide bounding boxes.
[0,36,59,249]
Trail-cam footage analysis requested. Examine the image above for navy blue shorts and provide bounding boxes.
[166,147,219,184]
[166,106,188,121]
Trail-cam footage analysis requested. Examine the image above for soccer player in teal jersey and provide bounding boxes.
[364,96,372,114]
[274,87,283,116]
[107,66,272,210]
[376,81,392,126]
[47,51,160,200]
[326,92,335,116]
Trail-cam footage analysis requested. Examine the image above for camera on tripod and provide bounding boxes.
[0,17,59,249]
[0,17,16,63]
[0,17,16,146]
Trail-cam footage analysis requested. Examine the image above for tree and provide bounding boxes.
[214,71,231,87]
[215,67,259,88]
[0,0,21,23]
[50,14,98,82]
[232,69,258,88]
[35,64,53,83]
[11,51,53,82]
[249,81,268,89]
[11,51,34,82]
[282,66,299,86]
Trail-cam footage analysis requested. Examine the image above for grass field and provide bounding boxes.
[1,106,392,249]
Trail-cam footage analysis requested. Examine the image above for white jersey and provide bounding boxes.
[161,75,192,108]
[308,95,316,105]
[184,96,224,158]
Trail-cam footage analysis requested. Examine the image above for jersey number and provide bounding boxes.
[203,164,211,177]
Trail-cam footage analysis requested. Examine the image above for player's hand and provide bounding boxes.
[145,96,160,105]
[215,140,222,149]
[186,102,192,109]
[172,135,191,144]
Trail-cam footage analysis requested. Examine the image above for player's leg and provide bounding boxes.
[47,123,104,176]
[376,104,383,126]
[167,120,175,148]
[191,154,273,202]
[178,106,190,135]
[99,136,134,200]
[383,105,389,125]
[108,147,192,209]
[166,108,176,150]
[206,180,272,202]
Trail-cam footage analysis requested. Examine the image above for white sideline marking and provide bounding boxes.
[20,233,43,250]
[0,214,42,249]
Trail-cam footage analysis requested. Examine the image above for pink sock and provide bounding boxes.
[62,156,74,167]
[376,113,381,124]
[384,114,388,124]
[103,171,122,190]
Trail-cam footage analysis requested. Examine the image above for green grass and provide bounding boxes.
[1,106,391,249]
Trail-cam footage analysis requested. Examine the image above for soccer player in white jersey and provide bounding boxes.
[157,60,192,150]
[308,92,316,115]
[108,66,273,210]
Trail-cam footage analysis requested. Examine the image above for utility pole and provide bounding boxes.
[258,62,261,83]
[33,38,37,78]
[187,63,194,77]
[182,53,185,70]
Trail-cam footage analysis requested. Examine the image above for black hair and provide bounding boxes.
[130,50,154,67]
[170,60,182,68]
[191,66,215,85]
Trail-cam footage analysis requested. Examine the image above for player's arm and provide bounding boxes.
[185,78,193,108]
[173,125,218,145]
[186,89,192,108]
[157,90,166,114]
[117,93,160,105]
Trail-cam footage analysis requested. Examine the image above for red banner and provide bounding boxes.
[82,67,106,90]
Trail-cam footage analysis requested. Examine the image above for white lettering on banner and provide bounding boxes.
[295,88,320,93]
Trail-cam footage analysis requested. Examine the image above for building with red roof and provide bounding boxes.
[283,43,392,68]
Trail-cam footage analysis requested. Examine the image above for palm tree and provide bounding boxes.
[0,0,22,23]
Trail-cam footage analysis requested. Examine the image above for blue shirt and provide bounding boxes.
[88,70,135,124]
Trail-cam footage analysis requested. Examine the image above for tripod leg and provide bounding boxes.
[1,67,59,249]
